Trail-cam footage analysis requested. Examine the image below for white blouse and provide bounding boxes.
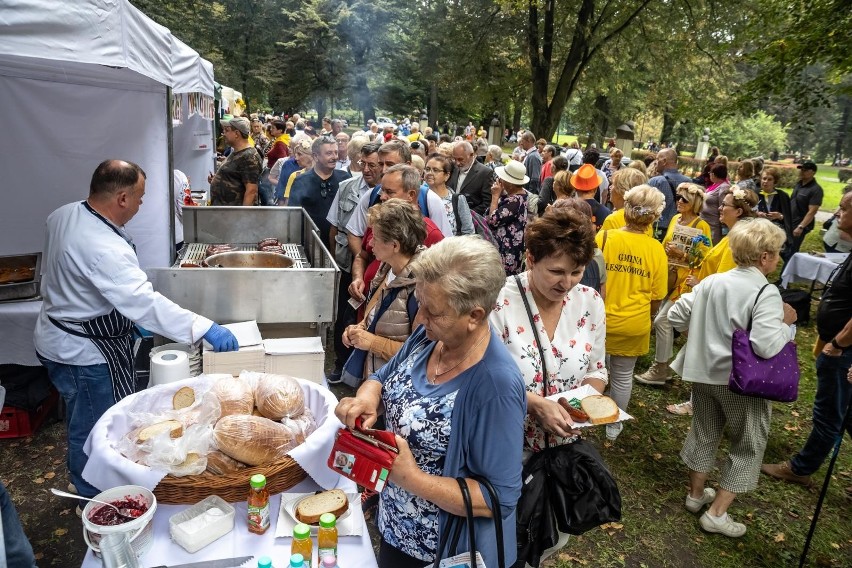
[490,271,608,451]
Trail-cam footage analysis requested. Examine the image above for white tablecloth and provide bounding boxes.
[780,252,848,288]
[81,478,378,568]
[0,299,41,366]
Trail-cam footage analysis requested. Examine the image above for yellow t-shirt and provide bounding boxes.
[596,229,668,356]
[662,214,712,302]
[696,235,736,282]
[599,209,654,237]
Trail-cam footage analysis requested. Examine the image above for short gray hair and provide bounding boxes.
[623,184,665,227]
[727,218,786,267]
[384,164,421,192]
[411,236,505,314]
[487,145,503,162]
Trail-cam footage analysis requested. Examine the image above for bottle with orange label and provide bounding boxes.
[247,474,270,534]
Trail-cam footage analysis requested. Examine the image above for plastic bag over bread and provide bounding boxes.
[211,376,254,417]
[213,414,300,466]
[252,372,305,420]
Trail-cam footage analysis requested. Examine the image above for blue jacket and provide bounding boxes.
[373,325,526,567]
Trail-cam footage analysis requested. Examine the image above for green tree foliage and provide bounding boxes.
[708,111,788,160]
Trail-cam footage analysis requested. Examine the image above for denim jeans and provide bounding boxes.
[37,354,115,498]
[790,349,852,476]
[1,481,37,567]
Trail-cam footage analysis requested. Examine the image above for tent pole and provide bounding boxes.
[167,87,176,265]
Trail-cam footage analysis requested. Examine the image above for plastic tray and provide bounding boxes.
[168,495,235,553]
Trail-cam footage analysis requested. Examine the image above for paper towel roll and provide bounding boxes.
[150,350,191,386]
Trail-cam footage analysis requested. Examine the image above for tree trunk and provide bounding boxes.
[512,98,522,133]
[593,95,610,146]
[315,98,328,124]
[429,82,438,128]
[835,95,850,162]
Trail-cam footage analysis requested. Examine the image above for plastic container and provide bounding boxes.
[291,523,312,566]
[168,495,235,553]
[317,513,338,561]
[99,533,140,568]
[82,485,157,559]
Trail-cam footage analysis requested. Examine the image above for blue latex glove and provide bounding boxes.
[203,323,239,352]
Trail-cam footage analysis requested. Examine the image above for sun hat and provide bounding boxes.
[495,160,530,186]
[571,163,603,191]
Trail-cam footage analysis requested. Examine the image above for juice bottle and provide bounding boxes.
[257,557,274,568]
[317,513,338,561]
[321,555,339,567]
[291,523,313,567]
[289,554,305,568]
[247,474,270,534]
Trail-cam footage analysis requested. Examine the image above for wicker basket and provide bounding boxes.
[153,455,307,504]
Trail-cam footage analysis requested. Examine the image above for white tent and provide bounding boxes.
[0,0,212,269]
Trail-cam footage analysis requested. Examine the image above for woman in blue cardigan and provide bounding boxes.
[336,236,526,568]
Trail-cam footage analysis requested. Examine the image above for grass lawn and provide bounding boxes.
[543,229,851,567]
[814,166,847,211]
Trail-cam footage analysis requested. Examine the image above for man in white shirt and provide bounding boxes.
[34,160,238,504]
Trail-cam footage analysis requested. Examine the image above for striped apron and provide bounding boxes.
[47,202,137,402]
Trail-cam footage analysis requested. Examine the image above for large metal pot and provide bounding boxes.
[204,251,294,268]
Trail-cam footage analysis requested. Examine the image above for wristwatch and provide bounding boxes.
[830,338,844,350]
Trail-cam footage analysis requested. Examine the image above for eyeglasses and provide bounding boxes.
[423,167,446,174]
[675,194,689,203]
[720,202,736,209]
[357,160,380,170]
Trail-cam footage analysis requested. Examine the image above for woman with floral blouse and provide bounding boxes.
[489,206,607,562]
[487,160,530,275]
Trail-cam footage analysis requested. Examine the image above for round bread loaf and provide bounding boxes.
[255,374,305,420]
[211,376,254,418]
[213,414,299,466]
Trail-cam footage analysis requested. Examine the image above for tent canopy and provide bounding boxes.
[0,0,214,269]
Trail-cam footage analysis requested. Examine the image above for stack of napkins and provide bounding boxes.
[263,337,324,383]
[202,321,265,376]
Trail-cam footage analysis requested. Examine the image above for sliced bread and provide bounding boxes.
[172,386,196,410]
[295,489,348,525]
[580,395,620,425]
[136,420,184,442]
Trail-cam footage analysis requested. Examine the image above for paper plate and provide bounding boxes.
[281,494,351,530]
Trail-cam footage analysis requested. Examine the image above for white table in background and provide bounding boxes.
[81,478,378,568]
[780,252,848,290]
[0,299,41,366]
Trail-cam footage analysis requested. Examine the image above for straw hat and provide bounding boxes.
[571,164,602,191]
[495,160,530,186]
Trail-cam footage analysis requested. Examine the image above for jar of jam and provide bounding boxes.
[247,474,270,534]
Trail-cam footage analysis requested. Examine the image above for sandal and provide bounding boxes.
[666,401,693,416]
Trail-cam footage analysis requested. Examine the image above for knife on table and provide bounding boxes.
[152,556,254,568]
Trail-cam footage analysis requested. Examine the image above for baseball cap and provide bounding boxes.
[220,116,250,136]
[797,161,817,172]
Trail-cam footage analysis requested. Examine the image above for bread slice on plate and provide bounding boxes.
[136,420,184,442]
[295,489,348,525]
[172,386,196,410]
[580,395,620,425]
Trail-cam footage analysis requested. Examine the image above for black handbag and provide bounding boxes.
[433,476,505,568]
[512,276,622,568]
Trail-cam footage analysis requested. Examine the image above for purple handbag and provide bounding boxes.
[729,284,800,402]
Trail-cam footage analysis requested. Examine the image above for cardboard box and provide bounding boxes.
[202,344,265,376]
[263,337,325,384]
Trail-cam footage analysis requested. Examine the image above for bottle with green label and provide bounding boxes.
[317,513,338,561]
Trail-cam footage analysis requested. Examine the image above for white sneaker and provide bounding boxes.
[685,487,716,513]
[605,422,624,441]
[699,511,746,537]
[634,362,672,385]
[66,483,78,494]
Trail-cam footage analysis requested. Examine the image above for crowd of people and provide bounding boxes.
[74,112,844,568]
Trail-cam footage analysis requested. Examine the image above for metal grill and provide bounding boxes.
[175,243,308,268]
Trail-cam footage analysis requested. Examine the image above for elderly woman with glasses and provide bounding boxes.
[635,183,711,387]
[423,154,474,236]
[669,218,796,538]
[596,184,668,441]
[336,236,525,568]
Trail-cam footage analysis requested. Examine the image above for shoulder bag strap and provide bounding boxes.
[747,283,771,332]
[452,192,462,236]
[471,475,505,568]
[457,477,478,568]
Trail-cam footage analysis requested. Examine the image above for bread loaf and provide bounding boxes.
[205,450,247,475]
[580,395,620,425]
[132,420,184,442]
[211,376,254,417]
[254,374,305,420]
[295,489,349,524]
[172,386,195,410]
[213,415,299,466]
